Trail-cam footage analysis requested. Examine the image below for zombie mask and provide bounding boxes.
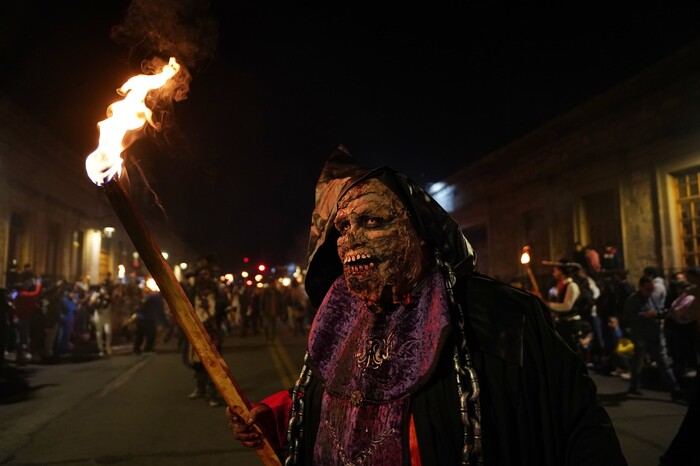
[334,178,426,310]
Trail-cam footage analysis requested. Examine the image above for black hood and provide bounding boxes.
[305,146,476,308]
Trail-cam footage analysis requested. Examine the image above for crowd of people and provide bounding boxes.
[527,243,698,400]
[0,266,168,366]
[0,257,319,429]
[0,260,313,392]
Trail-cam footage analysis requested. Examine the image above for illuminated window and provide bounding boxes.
[675,167,700,267]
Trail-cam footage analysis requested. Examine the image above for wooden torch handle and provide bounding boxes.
[102,177,281,466]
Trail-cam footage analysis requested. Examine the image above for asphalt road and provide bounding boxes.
[0,321,692,466]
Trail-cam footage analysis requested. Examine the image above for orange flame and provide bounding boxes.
[85,57,181,185]
[520,246,531,265]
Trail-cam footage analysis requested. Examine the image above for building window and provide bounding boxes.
[675,168,700,267]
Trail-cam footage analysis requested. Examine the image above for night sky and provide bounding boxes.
[3,1,700,271]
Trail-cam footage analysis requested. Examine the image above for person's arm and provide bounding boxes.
[589,278,601,300]
[227,390,292,455]
[20,281,42,298]
[548,282,580,313]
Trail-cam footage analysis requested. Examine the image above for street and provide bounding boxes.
[0,321,691,466]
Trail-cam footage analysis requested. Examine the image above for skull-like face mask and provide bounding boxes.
[334,178,426,311]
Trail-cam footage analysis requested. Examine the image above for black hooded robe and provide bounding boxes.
[289,271,626,465]
[283,147,626,465]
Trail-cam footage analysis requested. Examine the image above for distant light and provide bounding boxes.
[117,264,125,279]
[103,227,115,238]
[246,279,253,286]
[241,271,249,278]
[256,282,264,288]
[281,277,292,287]
[428,183,455,213]
[428,182,446,194]
[162,251,169,260]
[146,278,159,292]
[243,257,249,263]
[254,274,263,282]
[180,262,188,270]
[224,273,234,285]
[258,264,266,272]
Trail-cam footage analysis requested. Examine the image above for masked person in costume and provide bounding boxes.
[228,147,626,466]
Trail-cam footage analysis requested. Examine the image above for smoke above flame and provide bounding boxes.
[85,57,182,185]
[85,0,217,186]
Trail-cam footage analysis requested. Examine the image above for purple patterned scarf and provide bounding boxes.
[309,272,451,465]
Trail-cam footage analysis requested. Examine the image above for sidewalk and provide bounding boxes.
[0,342,159,462]
[591,369,691,466]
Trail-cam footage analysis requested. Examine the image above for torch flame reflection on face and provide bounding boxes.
[85,57,181,185]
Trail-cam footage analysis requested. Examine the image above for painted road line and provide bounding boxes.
[267,345,293,389]
[97,354,152,398]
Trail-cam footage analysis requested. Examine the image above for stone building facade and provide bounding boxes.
[433,42,700,288]
[0,94,195,288]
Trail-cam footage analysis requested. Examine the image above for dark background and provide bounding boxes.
[3,1,700,270]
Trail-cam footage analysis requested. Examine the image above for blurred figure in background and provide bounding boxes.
[133,282,164,354]
[14,278,42,363]
[287,280,308,337]
[261,280,284,344]
[56,285,77,355]
[622,275,680,398]
[40,281,63,363]
[0,287,10,373]
[186,265,224,407]
[89,284,112,356]
[544,261,582,353]
[661,267,700,465]
[643,266,667,312]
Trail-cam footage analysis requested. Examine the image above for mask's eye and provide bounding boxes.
[335,219,350,234]
[364,217,385,229]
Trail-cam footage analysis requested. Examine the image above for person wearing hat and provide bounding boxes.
[227,148,625,465]
[543,260,584,353]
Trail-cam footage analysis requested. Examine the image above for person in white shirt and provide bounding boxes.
[545,260,582,352]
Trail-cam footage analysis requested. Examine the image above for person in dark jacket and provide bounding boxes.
[228,147,625,465]
[133,285,165,354]
[621,275,680,398]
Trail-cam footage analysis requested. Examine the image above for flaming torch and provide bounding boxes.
[85,58,281,466]
[520,245,541,296]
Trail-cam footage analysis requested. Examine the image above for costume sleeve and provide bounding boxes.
[259,390,293,452]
